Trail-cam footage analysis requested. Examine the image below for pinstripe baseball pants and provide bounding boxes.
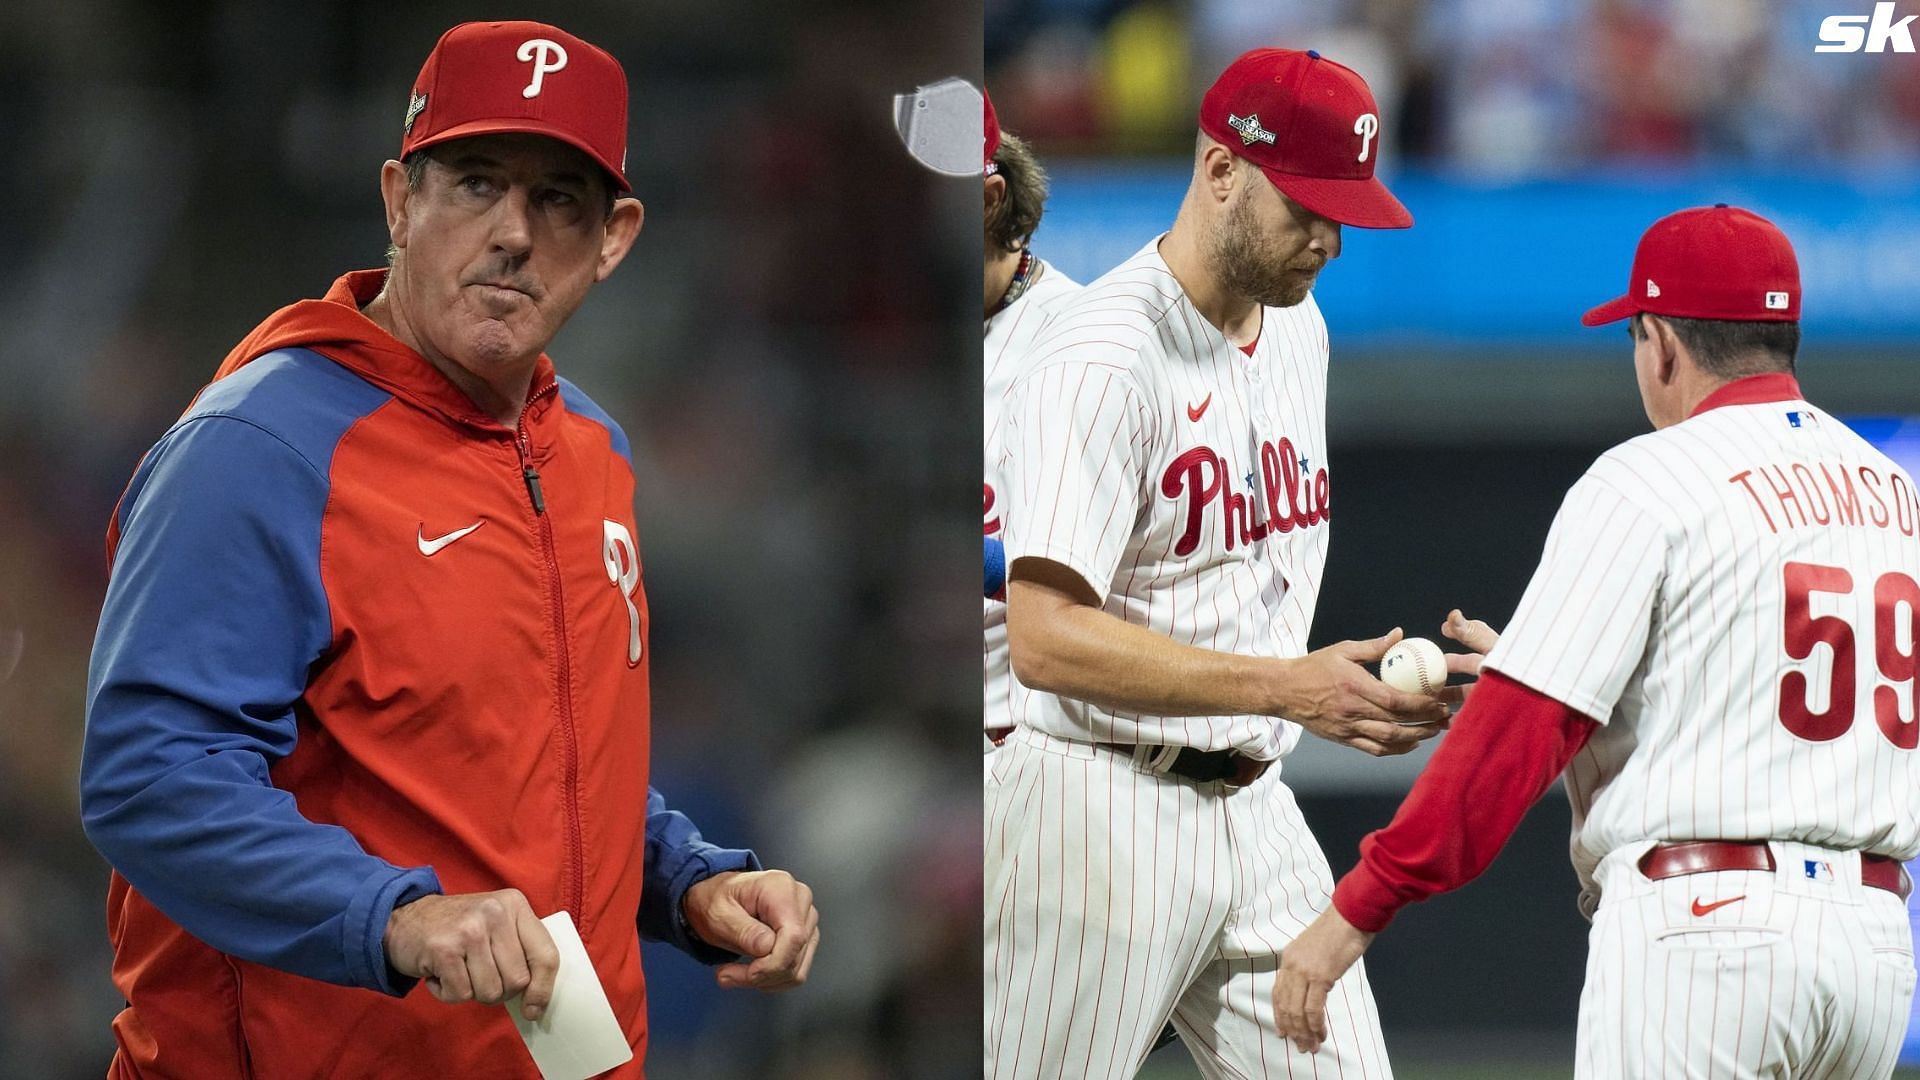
[1579,842,1917,1078]
[985,728,1393,1079]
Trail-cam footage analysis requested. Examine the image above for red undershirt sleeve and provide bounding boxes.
[1331,670,1600,933]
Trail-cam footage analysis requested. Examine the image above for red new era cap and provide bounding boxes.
[402,21,630,192]
[984,89,1001,174]
[1582,205,1799,326]
[1199,48,1411,229]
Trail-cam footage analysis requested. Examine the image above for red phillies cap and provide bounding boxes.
[1582,205,1799,326]
[984,89,1001,174]
[401,21,630,192]
[1198,48,1411,229]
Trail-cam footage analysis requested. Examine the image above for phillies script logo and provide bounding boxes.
[1161,437,1328,556]
[602,520,643,667]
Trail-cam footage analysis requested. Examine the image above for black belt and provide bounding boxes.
[1106,745,1271,788]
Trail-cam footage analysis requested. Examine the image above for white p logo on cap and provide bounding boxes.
[517,38,569,98]
[1353,113,1379,163]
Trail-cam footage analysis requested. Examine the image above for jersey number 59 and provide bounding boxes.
[1781,561,1920,747]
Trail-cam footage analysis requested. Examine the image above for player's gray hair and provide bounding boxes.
[1631,313,1800,377]
[403,150,434,194]
[988,130,1051,254]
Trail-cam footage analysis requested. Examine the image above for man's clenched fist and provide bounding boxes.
[384,889,560,1021]
[683,869,821,992]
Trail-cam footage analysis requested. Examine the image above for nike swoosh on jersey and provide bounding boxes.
[1187,394,1213,422]
[1690,895,1746,917]
[418,521,484,556]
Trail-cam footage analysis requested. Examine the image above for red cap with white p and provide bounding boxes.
[1198,47,1411,229]
[401,21,631,192]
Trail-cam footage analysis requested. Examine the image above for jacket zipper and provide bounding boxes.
[515,386,584,925]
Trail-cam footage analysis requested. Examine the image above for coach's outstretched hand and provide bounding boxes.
[684,869,822,992]
[1273,906,1373,1053]
[1435,609,1501,706]
[384,889,560,1021]
[1278,629,1450,754]
[1442,609,1499,673]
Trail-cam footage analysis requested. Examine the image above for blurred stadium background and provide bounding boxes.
[0,1,977,1077]
[988,0,1920,1075]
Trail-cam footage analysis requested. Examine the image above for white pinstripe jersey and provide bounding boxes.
[999,239,1333,758]
[1483,388,1920,898]
[985,258,1080,731]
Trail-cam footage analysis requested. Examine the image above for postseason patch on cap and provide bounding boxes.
[403,92,428,135]
[1226,113,1277,146]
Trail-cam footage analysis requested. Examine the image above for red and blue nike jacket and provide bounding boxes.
[81,269,756,1078]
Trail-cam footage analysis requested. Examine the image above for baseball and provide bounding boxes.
[1380,637,1447,696]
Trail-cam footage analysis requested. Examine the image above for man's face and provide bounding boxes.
[386,132,632,380]
[1211,171,1341,309]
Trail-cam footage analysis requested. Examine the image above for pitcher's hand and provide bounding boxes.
[1277,629,1449,754]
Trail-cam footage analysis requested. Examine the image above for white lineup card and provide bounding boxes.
[507,911,633,1080]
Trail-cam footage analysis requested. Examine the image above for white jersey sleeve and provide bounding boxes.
[984,261,1081,734]
[1484,469,1670,723]
[999,359,1154,605]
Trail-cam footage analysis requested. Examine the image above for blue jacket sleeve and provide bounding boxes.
[81,415,442,995]
[638,785,761,964]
